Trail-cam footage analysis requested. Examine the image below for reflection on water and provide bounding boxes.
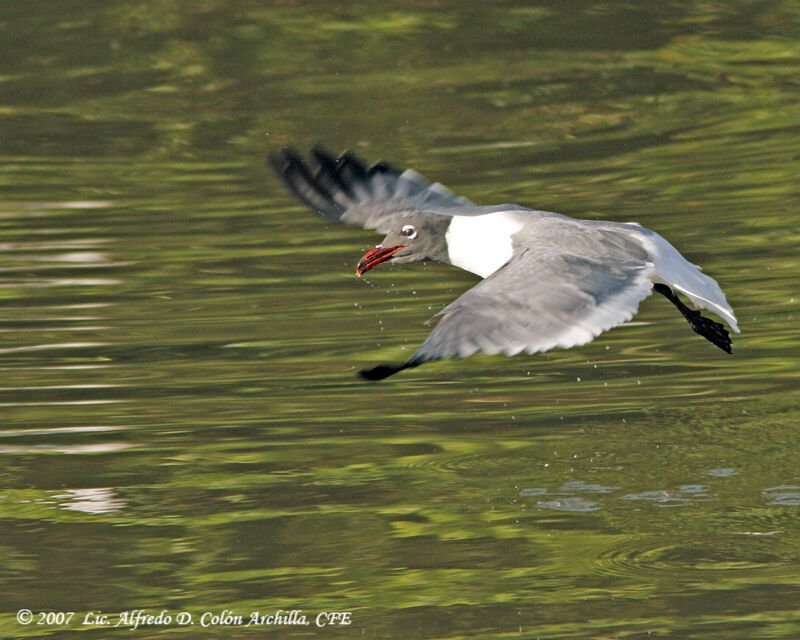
[0,1,799,638]
[55,488,126,514]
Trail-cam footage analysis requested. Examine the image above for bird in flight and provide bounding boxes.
[270,146,738,380]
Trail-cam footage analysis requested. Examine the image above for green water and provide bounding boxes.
[1,2,799,638]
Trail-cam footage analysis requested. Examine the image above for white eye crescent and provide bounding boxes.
[401,225,417,239]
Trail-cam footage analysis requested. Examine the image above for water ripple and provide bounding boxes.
[763,486,800,507]
[521,481,620,512]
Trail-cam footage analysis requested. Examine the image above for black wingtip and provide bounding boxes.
[680,305,733,354]
[267,146,293,177]
[691,314,732,354]
[653,283,733,354]
[268,146,346,220]
[359,357,422,381]
[269,145,405,224]
[360,364,405,381]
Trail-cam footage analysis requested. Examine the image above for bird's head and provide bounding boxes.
[356,213,450,276]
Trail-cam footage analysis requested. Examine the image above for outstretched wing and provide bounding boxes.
[362,247,654,379]
[269,146,472,234]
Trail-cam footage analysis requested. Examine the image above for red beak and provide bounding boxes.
[356,245,406,276]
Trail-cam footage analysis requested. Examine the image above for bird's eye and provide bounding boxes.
[401,225,417,239]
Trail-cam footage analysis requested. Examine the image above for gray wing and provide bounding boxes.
[409,247,654,365]
[269,146,473,233]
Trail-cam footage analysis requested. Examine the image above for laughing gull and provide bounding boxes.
[270,146,739,380]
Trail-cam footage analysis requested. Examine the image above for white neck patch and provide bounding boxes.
[445,211,525,278]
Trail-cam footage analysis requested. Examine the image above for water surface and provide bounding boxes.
[1,2,799,638]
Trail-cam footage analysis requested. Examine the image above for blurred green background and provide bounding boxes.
[0,1,799,638]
